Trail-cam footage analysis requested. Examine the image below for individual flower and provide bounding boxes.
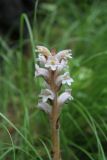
[57,59,67,72]
[36,46,51,57]
[58,89,73,106]
[39,89,55,102]
[38,102,51,114]
[45,55,60,71]
[56,49,72,61]
[56,72,74,86]
[37,54,46,65]
[35,64,49,79]
[62,72,74,85]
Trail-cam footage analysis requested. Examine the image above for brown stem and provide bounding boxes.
[51,97,61,160]
[50,71,62,160]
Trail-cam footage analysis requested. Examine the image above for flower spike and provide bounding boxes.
[35,46,74,160]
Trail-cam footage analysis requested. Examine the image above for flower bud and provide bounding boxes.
[36,46,51,57]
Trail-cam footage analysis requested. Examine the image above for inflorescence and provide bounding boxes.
[35,46,74,114]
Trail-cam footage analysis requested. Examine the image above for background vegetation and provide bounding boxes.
[0,0,107,159]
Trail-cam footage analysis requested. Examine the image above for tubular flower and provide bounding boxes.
[35,64,49,79]
[58,90,73,106]
[38,102,51,114]
[36,46,51,57]
[35,46,73,114]
[37,54,46,65]
[57,59,67,72]
[39,89,55,102]
[56,72,74,86]
[56,49,72,61]
[61,72,74,85]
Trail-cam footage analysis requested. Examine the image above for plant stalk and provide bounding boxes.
[51,94,61,160]
[50,68,61,160]
[50,70,61,160]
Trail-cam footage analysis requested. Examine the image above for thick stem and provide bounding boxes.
[50,71,61,160]
[51,97,61,160]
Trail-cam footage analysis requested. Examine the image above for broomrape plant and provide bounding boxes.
[35,46,74,160]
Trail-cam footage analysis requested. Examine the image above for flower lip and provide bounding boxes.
[62,72,74,86]
[58,89,73,106]
[39,89,55,102]
[45,55,60,71]
[56,72,74,86]
[38,101,52,114]
[35,64,49,79]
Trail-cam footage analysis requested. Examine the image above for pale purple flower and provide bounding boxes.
[37,54,46,65]
[35,64,49,79]
[57,59,67,72]
[45,56,60,71]
[56,72,74,86]
[56,49,72,61]
[38,102,51,114]
[39,89,55,102]
[36,46,51,57]
[58,90,73,106]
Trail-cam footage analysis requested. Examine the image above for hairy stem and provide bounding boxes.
[51,97,61,160]
[50,71,61,160]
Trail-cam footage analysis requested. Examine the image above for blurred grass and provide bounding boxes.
[0,0,107,159]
